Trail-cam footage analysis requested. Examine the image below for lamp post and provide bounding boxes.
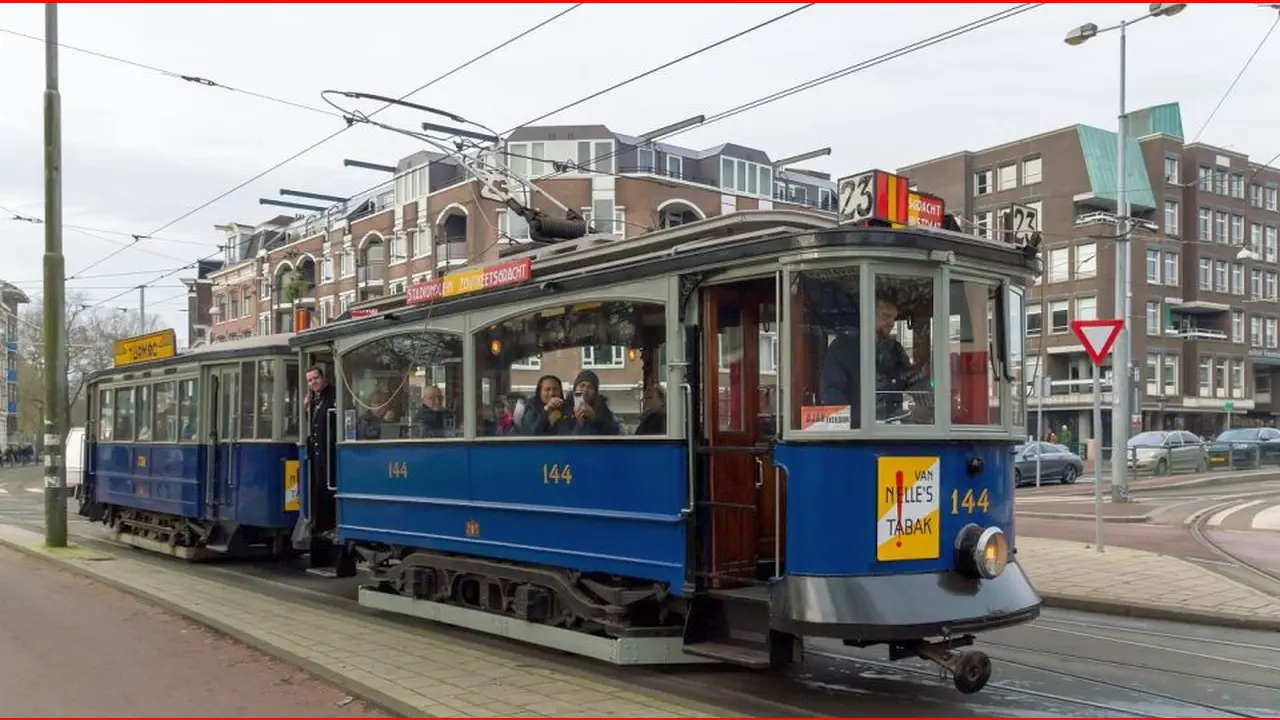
[1065,3,1186,503]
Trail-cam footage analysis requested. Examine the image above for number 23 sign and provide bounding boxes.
[837,169,912,227]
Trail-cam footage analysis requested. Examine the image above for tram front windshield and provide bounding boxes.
[789,264,1011,431]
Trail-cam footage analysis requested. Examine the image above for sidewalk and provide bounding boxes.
[0,525,729,719]
[1016,535,1280,631]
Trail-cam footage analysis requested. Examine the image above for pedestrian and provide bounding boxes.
[1047,429,1058,443]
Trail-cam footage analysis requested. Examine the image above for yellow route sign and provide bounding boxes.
[876,456,941,562]
[113,329,177,367]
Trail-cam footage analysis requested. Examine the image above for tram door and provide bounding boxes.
[203,365,240,521]
[701,278,784,585]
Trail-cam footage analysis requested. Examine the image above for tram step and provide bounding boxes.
[205,543,229,554]
[305,567,340,578]
[682,641,773,669]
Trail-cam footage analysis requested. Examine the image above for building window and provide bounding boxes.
[1231,215,1244,245]
[1198,258,1212,290]
[1077,242,1096,278]
[1252,269,1263,298]
[390,232,407,263]
[1075,295,1096,322]
[1026,303,1042,335]
[1164,252,1178,286]
[1047,248,1068,283]
[1268,272,1278,300]
[1251,222,1264,256]
[1197,207,1211,241]
[666,154,683,178]
[997,164,1016,191]
[1266,226,1278,262]
[1198,357,1212,397]
[1232,263,1244,295]
[581,345,625,369]
[321,255,333,282]
[973,211,990,238]
[1251,315,1263,346]
[214,295,227,324]
[499,210,531,241]
[1231,360,1245,398]
[1268,318,1278,348]
[1249,183,1264,208]
[1215,359,1229,398]
[1215,261,1228,293]
[341,248,354,278]
[242,289,252,318]
[974,169,991,195]
[1164,155,1179,183]
[1050,300,1069,333]
[1146,248,1160,283]
[576,140,614,174]
[1198,166,1212,192]
[636,146,655,173]
[1146,353,1161,396]
[1021,157,1042,185]
[506,142,530,178]
[1214,211,1227,243]
[1231,173,1245,199]
[1146,301,1161,336]
[1213,169,1227,195]
[1163,355,1178,396]
[510,354,542,370]
[1232,310,1245,343]
[1267,185,1278,212]
[1164,199,1179,235]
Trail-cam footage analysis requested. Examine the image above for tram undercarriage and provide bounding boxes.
[80,503,291,561]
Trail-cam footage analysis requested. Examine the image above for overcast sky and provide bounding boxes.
[2,2,1276,345]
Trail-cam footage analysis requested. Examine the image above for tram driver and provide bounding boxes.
[819,293,932,424]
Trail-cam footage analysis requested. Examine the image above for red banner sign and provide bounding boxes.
[405,257,533,306]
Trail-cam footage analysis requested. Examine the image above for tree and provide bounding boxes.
[17,293,160,437]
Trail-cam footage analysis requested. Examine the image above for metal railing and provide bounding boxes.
[1090,439,1278,477]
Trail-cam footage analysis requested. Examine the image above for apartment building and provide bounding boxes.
[0,280,29,447]
[901,102,1280,440]
[200,124,838,417]
[180,258,223,347]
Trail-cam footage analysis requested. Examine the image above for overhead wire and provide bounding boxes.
[78,3,584,309]
[0,26,338,118]
[1189,10,1280,144]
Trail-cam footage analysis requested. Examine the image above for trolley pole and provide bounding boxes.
[41,2,68,548]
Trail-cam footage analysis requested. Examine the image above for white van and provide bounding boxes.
[65,426,85,497]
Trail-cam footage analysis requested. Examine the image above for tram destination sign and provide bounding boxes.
[405,257,533,306]
[837,169,945,230]
[876,456,942,562]
[113,329,177,368]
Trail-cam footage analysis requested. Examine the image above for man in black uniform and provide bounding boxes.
[820,295,931,424]
[303,365,337,546]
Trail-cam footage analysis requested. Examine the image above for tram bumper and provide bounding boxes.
[768,561,1041,643]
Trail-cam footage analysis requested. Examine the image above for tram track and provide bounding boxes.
[1188,495,1280,592]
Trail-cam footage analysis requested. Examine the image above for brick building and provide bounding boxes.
[901,102,1280,440]
[201,124,839,418]
[0,280,29,447]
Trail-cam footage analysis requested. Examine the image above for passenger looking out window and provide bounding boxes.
[568,370,619,435]
[412,385,455,438]
[521,375,572,435]
[635,384,666,435]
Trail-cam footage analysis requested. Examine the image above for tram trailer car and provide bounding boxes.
[78,333,305,559]
[298,207,1042,695]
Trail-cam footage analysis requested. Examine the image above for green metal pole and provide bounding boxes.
[43,2,67,548]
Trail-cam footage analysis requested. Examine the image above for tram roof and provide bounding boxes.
[88,332,297,384]
[292,209,1040,347]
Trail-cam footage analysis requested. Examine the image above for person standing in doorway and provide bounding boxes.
[303,366,337,539]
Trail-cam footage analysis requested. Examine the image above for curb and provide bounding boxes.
[1038,592,1280,633]
[0,535,420,719]
[1018,511,1151,523]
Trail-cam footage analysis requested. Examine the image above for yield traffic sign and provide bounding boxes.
[1071,319,1124,366]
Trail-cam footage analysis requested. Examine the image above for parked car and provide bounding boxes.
[1206,427,1280,469]
[1126,430,1208,476]
[1013,441,1084,486]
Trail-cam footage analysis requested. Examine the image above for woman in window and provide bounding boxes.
[520,375,575,436]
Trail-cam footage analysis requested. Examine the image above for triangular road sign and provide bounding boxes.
[1071,319,1124,366]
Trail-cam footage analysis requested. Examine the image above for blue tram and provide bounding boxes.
[287,198,1043,693]
[79,333,304,558]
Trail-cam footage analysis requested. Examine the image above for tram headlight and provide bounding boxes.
[954,524,1009,579]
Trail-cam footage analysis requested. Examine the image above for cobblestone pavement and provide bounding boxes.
[0,525,730,718]
[0,543,388,718]
[1016,535,1280,630]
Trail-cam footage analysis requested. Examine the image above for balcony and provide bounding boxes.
[1074,211,1158,233]
[617,164,716,187]
[435,239,468,268]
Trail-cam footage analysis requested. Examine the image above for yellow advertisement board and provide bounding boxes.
[112,329,177,367]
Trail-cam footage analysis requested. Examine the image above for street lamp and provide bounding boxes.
[1064,2,1186,504]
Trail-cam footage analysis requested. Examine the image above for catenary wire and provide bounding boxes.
[73,3,584,291]
[1190,11,1280,144]
[0,26,337,118]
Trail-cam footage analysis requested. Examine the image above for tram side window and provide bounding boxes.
[135,385,154,441]
[234,360,277,440]
[282,362,300,441]
[949,277,1001,426]
[178,379,198,441]
[97,389,113,441]
[341,331,464,441]
[257,360,275,439]
[473,300,668,438]
[153,381,178,443]
[113,387,136,442]
[791,267,864,430]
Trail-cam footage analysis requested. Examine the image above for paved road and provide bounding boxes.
[7,465,1279,717]
[0,545,388,717]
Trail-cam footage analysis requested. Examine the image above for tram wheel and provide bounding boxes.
[951,651,991,694]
